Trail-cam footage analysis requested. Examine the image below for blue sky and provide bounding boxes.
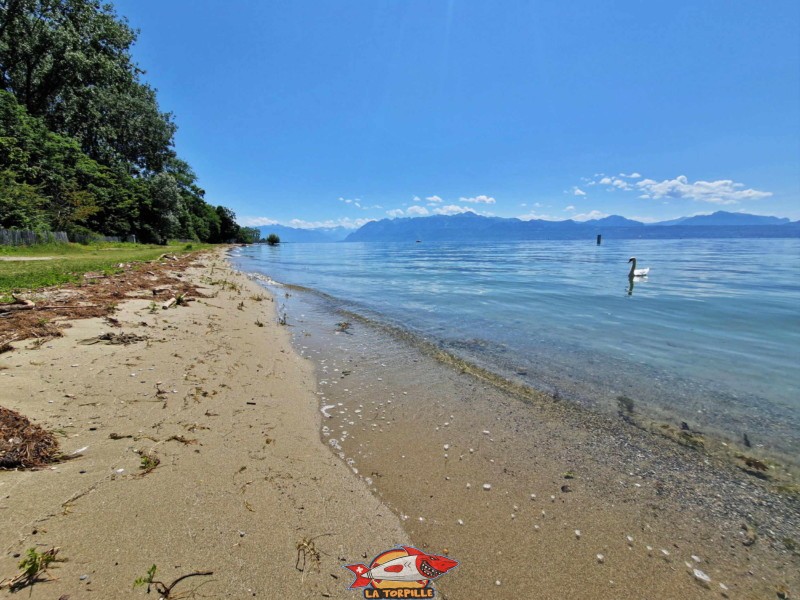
[115,0,800,227]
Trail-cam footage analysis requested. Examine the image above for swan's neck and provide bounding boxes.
[628,259,636,276]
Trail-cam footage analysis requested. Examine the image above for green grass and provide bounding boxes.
[0,242,210,297]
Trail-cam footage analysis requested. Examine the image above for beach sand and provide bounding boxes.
[1,252,408,599]
[1,250,798,599]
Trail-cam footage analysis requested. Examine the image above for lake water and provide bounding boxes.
[230,238,800,460]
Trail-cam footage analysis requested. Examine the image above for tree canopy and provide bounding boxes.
[0,0,250,243]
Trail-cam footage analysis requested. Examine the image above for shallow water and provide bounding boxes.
[230,238,800,459]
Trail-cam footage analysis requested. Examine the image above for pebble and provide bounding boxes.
[495,580,501,586]
[457,519,464,525]
[483,483,492,491]
[575,530,581,539]
[596,554,604,563]
[692,568,711,585]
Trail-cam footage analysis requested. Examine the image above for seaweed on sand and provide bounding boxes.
[0,406,60,469]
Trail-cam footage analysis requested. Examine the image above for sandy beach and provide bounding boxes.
[1,252,409,599]
[1,250,798,599]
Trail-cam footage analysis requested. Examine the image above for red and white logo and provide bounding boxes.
[344,546,458,598]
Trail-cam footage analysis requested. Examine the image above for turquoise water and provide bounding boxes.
[230,238,800,458]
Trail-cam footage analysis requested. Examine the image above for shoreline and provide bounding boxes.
[250,264,800,599]
[251,272,800,477]
[1,251,797,599]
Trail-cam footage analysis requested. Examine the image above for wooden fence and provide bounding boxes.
[0,228,68,245]
[0,229,139,245]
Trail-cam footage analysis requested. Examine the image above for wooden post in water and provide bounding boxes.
[596,234,602,245]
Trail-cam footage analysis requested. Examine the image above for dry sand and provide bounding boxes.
[1,253,408,599]
[1,250,798,600]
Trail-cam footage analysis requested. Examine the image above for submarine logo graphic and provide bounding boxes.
[344,545,458,598]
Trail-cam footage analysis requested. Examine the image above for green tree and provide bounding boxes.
[237,226,260,244]
[266,233,280,246]
[0,169,47,228]
[0,0,176,173]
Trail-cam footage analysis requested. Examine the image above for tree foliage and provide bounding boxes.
[0,1,250,243]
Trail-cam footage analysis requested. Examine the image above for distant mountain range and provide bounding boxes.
[256,224,349,243]
[254,211,797,243]
[344,211,797,242]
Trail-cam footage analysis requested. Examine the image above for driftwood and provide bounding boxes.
[162,297,177,309]
[38,304,99,310]
[0,295,35,313]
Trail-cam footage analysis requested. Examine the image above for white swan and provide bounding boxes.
[628,257,650,277]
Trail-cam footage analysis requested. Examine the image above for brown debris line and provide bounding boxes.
[0,253,208,346]
[78,331,148,345]
[0,406,60,469]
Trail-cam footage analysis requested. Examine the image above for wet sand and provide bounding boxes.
[272,275,800,599]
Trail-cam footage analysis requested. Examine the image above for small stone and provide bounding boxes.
[692,568,711,586]
[495,580,501,586]
[457,519,464,526]
[575,530,581,539]
[483,483,492,491]
[596,554,604,563]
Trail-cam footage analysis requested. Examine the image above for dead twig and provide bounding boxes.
[134,564,213,598]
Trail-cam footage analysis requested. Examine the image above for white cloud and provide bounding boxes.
[406,205,430,216]
[386,209,405,218]
[518,211,560,221]
[573,187,587,196]
[288,217,373,230]
[635,175,771,204]
[426,195,444,203]
[630,215,658,223]
[338,196,382,210]
[572,210,609,221]
[412,196,423,202]
[587,172,772,205]
[433,205,476,215]
[459,195,496,204]
[240,216,279,226]
[564,205,575,211]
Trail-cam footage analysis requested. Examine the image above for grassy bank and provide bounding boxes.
[0,242,211,297]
